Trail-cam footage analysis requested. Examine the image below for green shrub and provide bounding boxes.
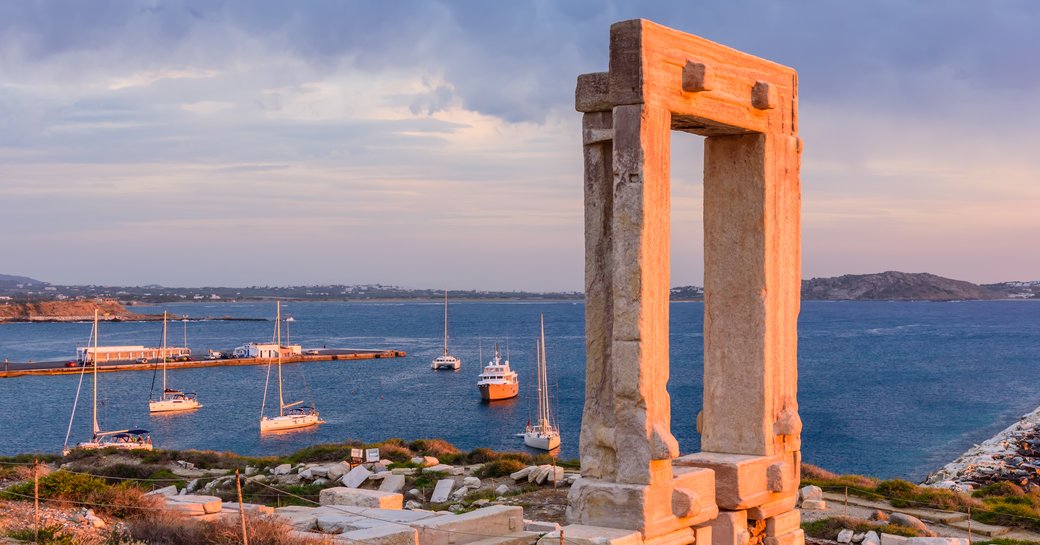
[476,459,526,478]
[413,471,447,489]
[801,516,924,540]
[409,439,460,459]
[7,525,76,545]
[2,470,104,500]
[467,448,498,464]
[975,482,1028,498]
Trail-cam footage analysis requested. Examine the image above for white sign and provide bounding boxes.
[366,448,380,463]
[350,448,364,460]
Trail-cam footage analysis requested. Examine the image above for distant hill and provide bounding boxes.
[0,274,46,288]
[801,271,1003,301]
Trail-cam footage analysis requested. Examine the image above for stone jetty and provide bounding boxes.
[925,405,1040,491]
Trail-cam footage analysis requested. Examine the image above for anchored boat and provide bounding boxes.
[432,290,461,370]
[260,302,324,433]
[63,310,153,455]
[521,314,560,451]
[149,311,201,413]
[477,343,519,401]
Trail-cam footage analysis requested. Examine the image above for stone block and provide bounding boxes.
[425,464,454,473]
[764,509,799,537]
[336,525,419,545]
[223,501,275,515]
[682,60,713,92]
[746,494,797,520]
[319,487,404,510]
[343,465,372,488]
[167,494,222,514]
[903,539,967,545]
[393,468,419,476]
[799,500,826,510]
[881,535,908,545]
[862,532,880,545]
[274,506,319,530]
[764,529,804,545]
[413,505,524,545]
[464,477,482,488]
[381,474,407,493]
[327,462,349,481]
[273,463,292,475]
[675,452,795,509]
[147,485,178,497]
[318,513,375,534]
[525,520,561,533]
[752,81,776,110]
[694,524,712,545]
[430,479,454,503]
[576,72,611,113]
[708,510,748,545]
[567,475,717,536]
[465,532,543,545]
[511,467,535,480]
[798,485,822,502]
[538,525,642,545]
[838,530,854,543]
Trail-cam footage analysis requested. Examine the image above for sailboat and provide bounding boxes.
[431,290,461,370]
[260,301,323,433]
[63,310,153,455]
[521,315,560,450]
[149,311,201,413]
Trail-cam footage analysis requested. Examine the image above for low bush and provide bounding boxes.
[409,439,460,459]
[975,482,1028,498]
[6,525,76,545]
[801,516,925,539]
[284,443,357,464]
[476,459,526,478]
[1,470,162,519]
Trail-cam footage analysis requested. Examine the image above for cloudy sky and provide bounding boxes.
[1,1,1037,290]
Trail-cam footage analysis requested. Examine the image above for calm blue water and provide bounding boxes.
[0,301,1038,481]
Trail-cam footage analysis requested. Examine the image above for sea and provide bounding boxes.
[1,300,1038,482]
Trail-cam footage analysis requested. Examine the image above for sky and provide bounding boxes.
[1,1,1038,291]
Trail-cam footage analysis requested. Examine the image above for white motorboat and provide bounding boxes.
[521,315,560,451]
[260,302,324,433]
[432,290,461,370]
[149,311,201,413]
[63,310,153,454]
[477,343,519,401]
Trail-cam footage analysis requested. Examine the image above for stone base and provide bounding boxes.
[674,453,797,510]
[319,487,404,509]
[414,505,524,545]
[567,477,718,539]
[539,525,643,545]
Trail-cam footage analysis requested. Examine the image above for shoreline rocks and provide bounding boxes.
[925,405,1040,491]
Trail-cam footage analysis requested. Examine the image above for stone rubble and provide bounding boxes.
[925,405,1040,491]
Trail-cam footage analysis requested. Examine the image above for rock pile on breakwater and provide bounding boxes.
[925,406,1040,492]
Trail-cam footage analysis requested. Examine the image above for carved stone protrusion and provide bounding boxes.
[751,81,776,110]
[576,72,612,113]
[766,463,789,493]
[773,406,802,436]
[682,60,714,92]
[672,487,703,518]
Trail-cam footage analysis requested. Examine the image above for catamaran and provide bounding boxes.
[260,302,323,432]
[521,315,560,450]
[63,310,153,455]
[431,290,461,370]
[477,342,519,401]
[149,311,201,413]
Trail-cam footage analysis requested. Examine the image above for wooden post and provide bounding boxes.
[844,486,848,516]
[559,527,565,545]
[967,505,972,543]
[34,458,40,544]
[236,469,249,545]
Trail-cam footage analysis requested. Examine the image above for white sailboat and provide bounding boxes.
[521,315,560,450]
[149,311,201,413]
[63,310,153,455]
[431,290,461,370]
[260,301,323,433]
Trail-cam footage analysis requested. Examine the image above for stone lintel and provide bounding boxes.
[764,529,804,545]
[567,477,718,539]
[540,525,643,545]
[674,452,797,510]
[608,19,796,136]
[764,510,800,537]
[577,72,612,113]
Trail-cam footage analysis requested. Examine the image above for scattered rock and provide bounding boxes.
[495,484,511,495]
[863,531,881,545]
[273,464,292,475]
[838,529,854,543]
[510,467,535,481]
[889,513,929,534]
[145,485,178,497]
[326,462,348,481]
[405,500,423,510]
[463,476,482,488]
[451,486,470,500]
[380,474,406,493]
[800,485,823,502]
[244,466,257,476]
[801,499,827,510]
[853,532,866,543]
[341,465,371,488]
[430,479,454,503]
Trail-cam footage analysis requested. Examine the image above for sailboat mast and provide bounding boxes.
[276,301,284,416]
[92,309,99,437]
[162,311,168,393]
[539,315,549,429]
[443,290,449,356]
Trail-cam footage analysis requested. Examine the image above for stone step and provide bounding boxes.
[820,492,968,523]
[463,531,543,545]
[945,519,1010,537]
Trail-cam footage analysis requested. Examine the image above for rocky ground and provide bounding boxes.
[925,406,1040,492]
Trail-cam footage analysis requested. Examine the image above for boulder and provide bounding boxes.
[889,513,929,534]
[405,500,423,510]
[451,486,470,500]
[495,484,511,495]
[411,457,425,465]
[273,463,292,475]
[863,531,881,545]
[869,510,888,522]
[380,474,407,493]
[853,532,866,543]
[342,465,372,488]
[430,479,454,503]
[463,477,482,488]
[314,478,329,486]
[423,456,440,467]
[318,487,404,510]
[244,466,257,476]
[186,479,199,492]
[327,462,349,481]
[838,529,855,543]
[800,485,823,502]
[299,468,314,480]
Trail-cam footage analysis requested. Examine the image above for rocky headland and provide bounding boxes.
[0,299,150,322]
[801,272,1004,301]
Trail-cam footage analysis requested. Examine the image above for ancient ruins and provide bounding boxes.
[562,19,803,545]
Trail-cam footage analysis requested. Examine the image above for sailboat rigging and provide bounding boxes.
[63,309,153,455]
[520,314,560,450]
[432,290,461,370]
[260,301,323,433]
[149,311,202,413]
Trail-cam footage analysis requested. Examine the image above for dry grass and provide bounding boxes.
[124,511,332,545]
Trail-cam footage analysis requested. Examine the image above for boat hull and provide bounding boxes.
[478,382,518,401]
[431,356,461,370]
[149,399,202,413]
[260,413,322,432]
[523,431,560,451]
[75,441,153,451]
